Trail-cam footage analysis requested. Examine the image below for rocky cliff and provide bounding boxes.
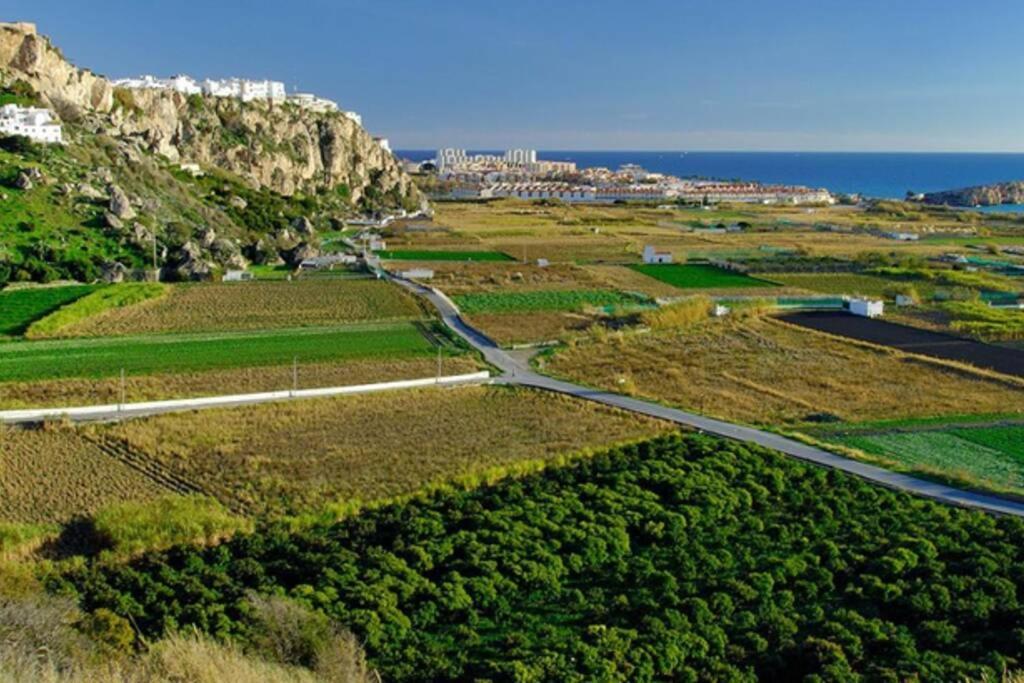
[920,181,1024,207]
[0,21,419,206]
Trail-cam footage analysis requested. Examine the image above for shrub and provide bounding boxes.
[641,295,712,329]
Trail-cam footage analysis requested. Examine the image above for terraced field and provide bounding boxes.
[377,249,513,262]
[103,385,671,515]
[631,263,771,289]
[60,279,423,337]
[0,322,445,384]
[0,284,97,336]
[763,272,921,297]
[0,427,170,524]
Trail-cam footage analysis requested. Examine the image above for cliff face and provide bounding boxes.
[0,22,419,205]
[921,181,1024,207]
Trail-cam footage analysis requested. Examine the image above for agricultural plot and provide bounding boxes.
[631,263,771,289]
[0,322,446,384]
[0,285,97,336]
[763,272,925,298]
[545,317,1024,425]
[0,428,169,524]
[102,385,671,515]
[467,312,594,346]
[834,425,1024,495]
[377,249,513,262]
[425,262,603,295]
[453,289,649,314]
[60,279,423,337]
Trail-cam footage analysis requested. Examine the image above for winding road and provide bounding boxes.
[391,275,1024,518]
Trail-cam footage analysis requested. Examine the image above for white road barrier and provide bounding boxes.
[0,372,491,424]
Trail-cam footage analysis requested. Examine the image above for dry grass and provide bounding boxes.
[468,312,595,346]
[102,385,670,515]
[421,261,603,294]
[0,356,482,409]
[545,317,1024,426]
[0,427,169,524]
[61,279,423,337]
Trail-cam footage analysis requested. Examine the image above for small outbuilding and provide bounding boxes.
[642,245,673,264]
[223,270,254,282]
[849,298,884,318]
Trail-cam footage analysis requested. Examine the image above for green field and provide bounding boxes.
[631,263,770,289]
[454,289,647,314]
[763,272,926,297]
[0,322,449,383]
[836,425,1024,493]
[377,249,514,262]
[0,285,98,336]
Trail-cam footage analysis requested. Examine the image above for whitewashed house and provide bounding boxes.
[642,245,672,264]
[0,104,62,143]
[288,93,339,113]
[849,298,884,318]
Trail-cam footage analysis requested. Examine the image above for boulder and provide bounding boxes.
[76,182,105,200]
[292,215,316,236]
[101,261,128,283]
[103,211,124,230]
[284,241,320,267]
[14,169,41,190]
[197,226,217,248]
[130,222,153,248]
[229,195,248,210]
[108,184,136,219]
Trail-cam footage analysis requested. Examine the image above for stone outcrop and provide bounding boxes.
[0,22,419,205]
[920,181,1024,207]
[108,184,136,219]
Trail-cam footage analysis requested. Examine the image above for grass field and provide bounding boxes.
[762,272,930,298]
[0,322,447,384]
[545,317,1024,425]
[0,285,97,336]
[467,312,595,346]
[631,263,771,289]
[453,289,647,314]
[24,283,167,338]
[101,385,671,515]
[59,280,423,337]
[377,249,514,262]
[951,425,1024,457]
[0,428,169,524]
[423,262,604,294]
[0,356,483,409]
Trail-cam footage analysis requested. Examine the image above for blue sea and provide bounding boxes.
[397,150,1024,209]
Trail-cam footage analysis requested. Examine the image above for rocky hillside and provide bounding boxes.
[920,181,1024,207]
[0,22,422,284]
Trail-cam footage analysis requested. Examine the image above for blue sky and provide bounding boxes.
[11,1,1024,151]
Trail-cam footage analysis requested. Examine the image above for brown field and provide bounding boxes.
[410,262,603,294]
[0,427,169,524]
[0,356,483,409]
[545,316,1024,426]
[102,385,671,515]
[468,312,595,346]
[61,279,425,337]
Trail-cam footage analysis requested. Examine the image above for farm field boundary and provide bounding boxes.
[0,371,492,424]
[781,311,1024,378]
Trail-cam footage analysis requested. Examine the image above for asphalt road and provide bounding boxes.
[390,275,1024,518]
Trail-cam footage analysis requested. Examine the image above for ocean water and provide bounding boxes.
[398,150,1024,207]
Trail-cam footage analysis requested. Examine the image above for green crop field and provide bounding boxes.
[837,428,1024,493]
[0,322,449,384]
[454,289,647,314]
[631,263,771,289]
[0,285,98,336]
[763,272,928,297]
[377,249,514,262]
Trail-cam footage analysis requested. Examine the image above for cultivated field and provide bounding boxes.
[0,322,447,384]
[544,317,1024,425]
[0,356,483,409]
[454,289,647,314]
[0,285,96,336]
[378,249,513,261]
[631,263,772,289]
[0,427,169,524]
[421,262,604,294]
[467,312,594,346]
[761,272,920,297]
[102,385,671,515]
[60,279,423,337]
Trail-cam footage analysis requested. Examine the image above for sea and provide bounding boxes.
[396,150,1024,211]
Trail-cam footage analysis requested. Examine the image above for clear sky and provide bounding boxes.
[11,1,1024,151]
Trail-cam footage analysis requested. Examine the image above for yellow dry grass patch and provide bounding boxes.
[61,279,424,337]
[468,312,594,346]
[0,356,483,409]
[413,261,603,294]
[103,385,670,515]
[545,317,1024,426]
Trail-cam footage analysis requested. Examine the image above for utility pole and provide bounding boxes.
[292,357,298,395]
[119,368,126,412]
[436,345,442,380]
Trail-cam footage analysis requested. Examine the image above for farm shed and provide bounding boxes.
[642,245,673,264]
[849,298,884,318]
[223,270,254,282]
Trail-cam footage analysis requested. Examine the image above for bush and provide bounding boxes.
[641,295,712,329]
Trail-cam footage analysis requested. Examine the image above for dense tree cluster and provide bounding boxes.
[64,435,1024,681]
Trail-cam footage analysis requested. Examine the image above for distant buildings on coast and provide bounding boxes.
[425,148,834,205]
[0,104,62,143]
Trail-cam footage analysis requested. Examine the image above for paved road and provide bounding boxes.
[391,275,1024,518]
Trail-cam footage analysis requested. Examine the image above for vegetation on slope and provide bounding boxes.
[24,283,166,338]
[62,434,1024,681]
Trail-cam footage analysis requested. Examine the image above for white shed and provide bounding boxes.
[849,298,884,318]
[223,270,253,282]
[642,245,672,264]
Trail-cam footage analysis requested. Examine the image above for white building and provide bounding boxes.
[437,148,469,171]
[0,104,62,144]
[199,78,285,102]
[480,182,596,202]
[342,111,362,126]
[223,270,254,282]
[849,298,884,318]
[374,137,391,153]
[642,245,672,264]
[112,74,200,95]
[288,93,339,113]
[504,148,537,165]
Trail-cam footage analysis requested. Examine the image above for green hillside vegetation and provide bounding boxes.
[64,434,1024,681]
[0,284,97,336]
[25,282,166,338]
[944,300,1024,341]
